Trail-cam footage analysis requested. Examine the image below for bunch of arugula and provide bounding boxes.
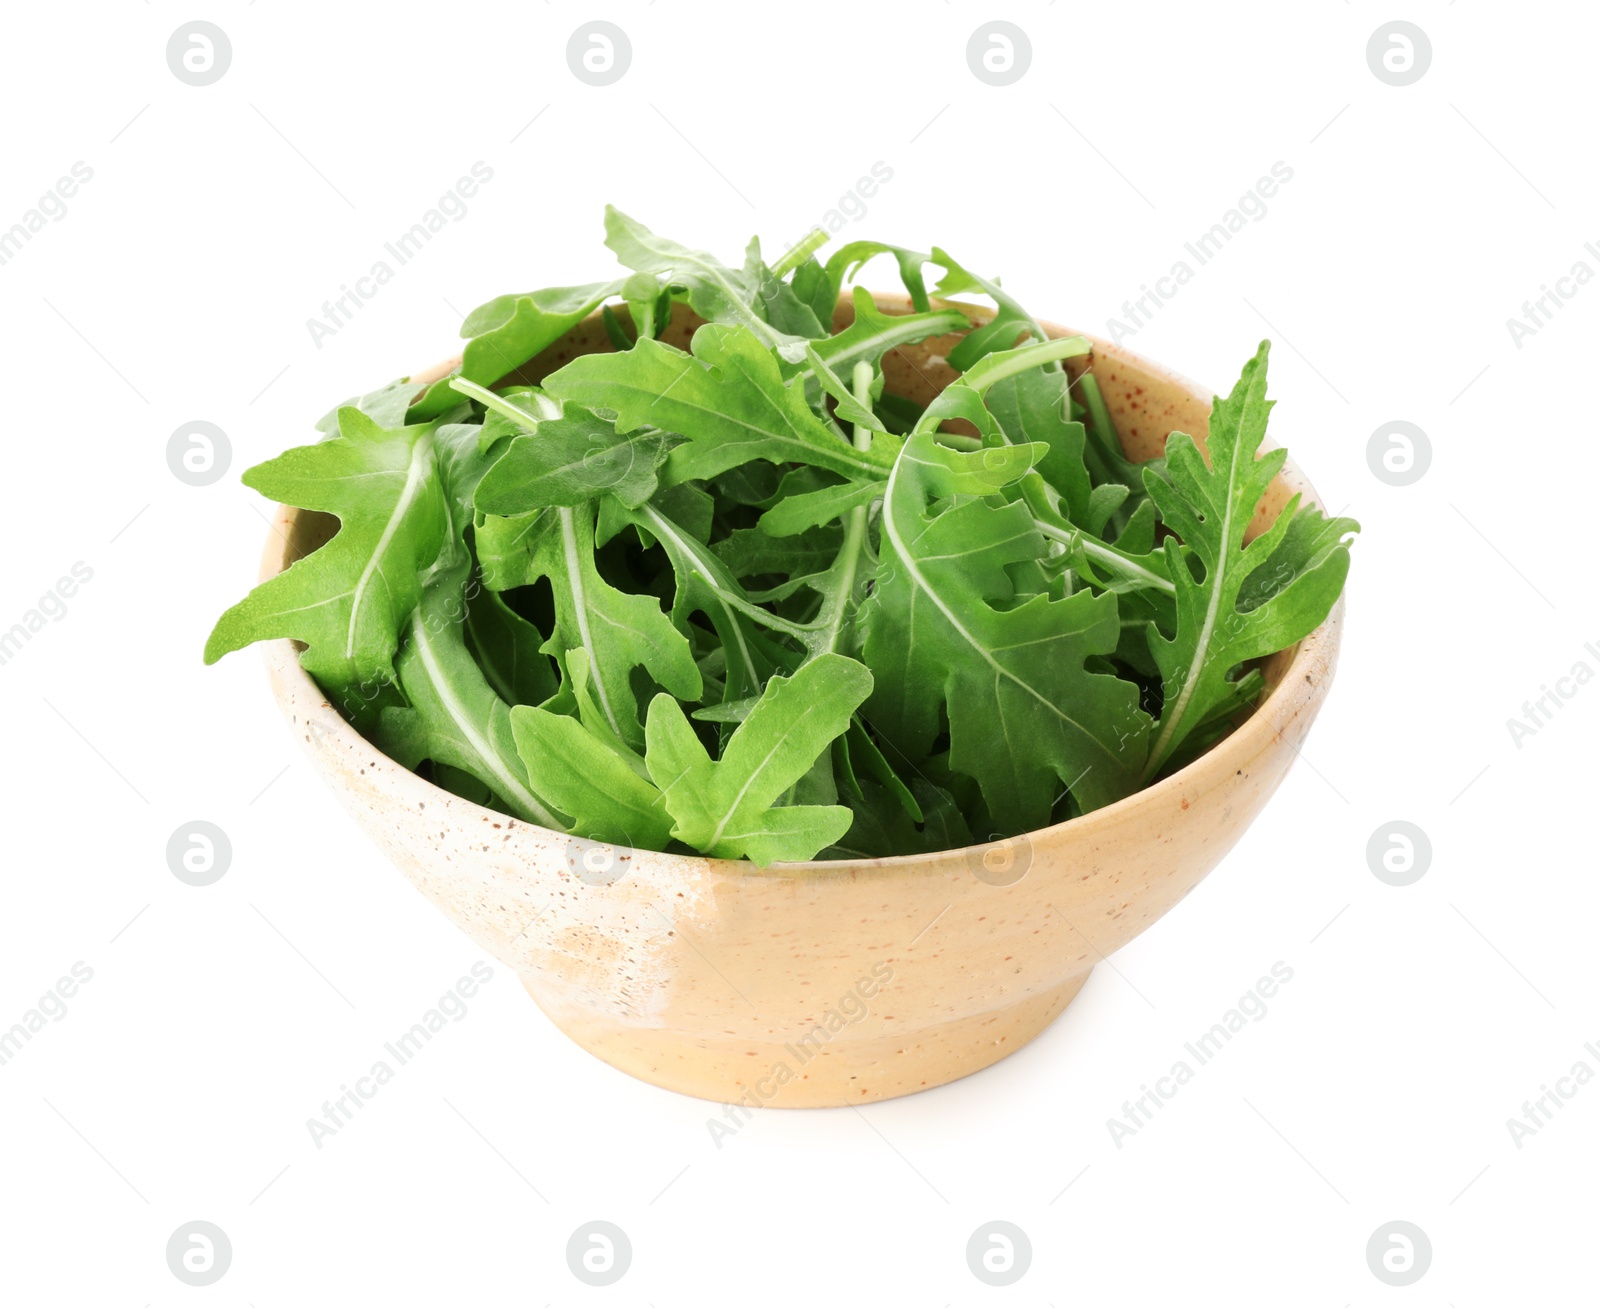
[206,208,1357,864]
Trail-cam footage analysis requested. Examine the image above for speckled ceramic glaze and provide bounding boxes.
[259,294,1344,1107]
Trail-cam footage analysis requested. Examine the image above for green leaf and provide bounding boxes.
[459,381,679,513]
[862,432,1150,830]
[804,342,886,433]
[1141,342,1356,779]
[928,247,1049,371]
[1033,490,1175,603]
[805,289,969,381]
[476,503,701,748]
[982,365,1093,524]
[826,777,973,860]
[824,241,936,311]
[604,206,806,356]
[541,324,893,486]
[644,654,873,862]
[792,361,885,662]
[316,376,429,434]
[409,281,624,420]
[1237,500,1362,614]
[790,256,838,329]
[744,237,829,339]
[755,479,877,538]
[842,722,922,822]
[204,407,448,720]
[464,585,558,708]
[714,524,843,579]
[510,651,672,847]
[630,498,781,703]
[373,558,566,829]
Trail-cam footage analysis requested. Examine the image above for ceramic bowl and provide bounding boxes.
[259,294,1344,1107]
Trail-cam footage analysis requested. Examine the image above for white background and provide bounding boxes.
[2,1,1596,1303]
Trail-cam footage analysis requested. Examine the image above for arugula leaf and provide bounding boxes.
[827,777,973,860]
[458,381,679,514]
[790,256,839,330]
[744,237,829,339]
[644,653,873,862]
[409,281,623,420]
[316,376,429,434]
[541,325,893,486]
[604,206,808,357]
[824,241,936,311]
[465,585,559,708]
[804,341,887,433]
[510,648,673,848]
[1237,499,1362,613]
[983,365,1092,524]
[863,432,1150,830]
[757,479,881,537]
[630,497,783,703]
[714,524,842,580]
[928,247,1049,370]
[1141,342,1356,779]
[476,502,701,748]
[792,362,882,661]
[374,557,566,829]
[205,407,448,722]
[804,289,970,380]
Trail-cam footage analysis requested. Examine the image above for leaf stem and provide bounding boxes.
[638,504,789,681]
[816,362,878,656]
[771,227,830,280]
[450,376,559,428]
[1029,512,1175,595]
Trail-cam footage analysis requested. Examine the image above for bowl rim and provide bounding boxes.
[258,293,1345,877]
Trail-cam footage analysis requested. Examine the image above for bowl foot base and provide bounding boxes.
[523,969,1092,1108]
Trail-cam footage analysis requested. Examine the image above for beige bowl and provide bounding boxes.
[259,294,1343,1108]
